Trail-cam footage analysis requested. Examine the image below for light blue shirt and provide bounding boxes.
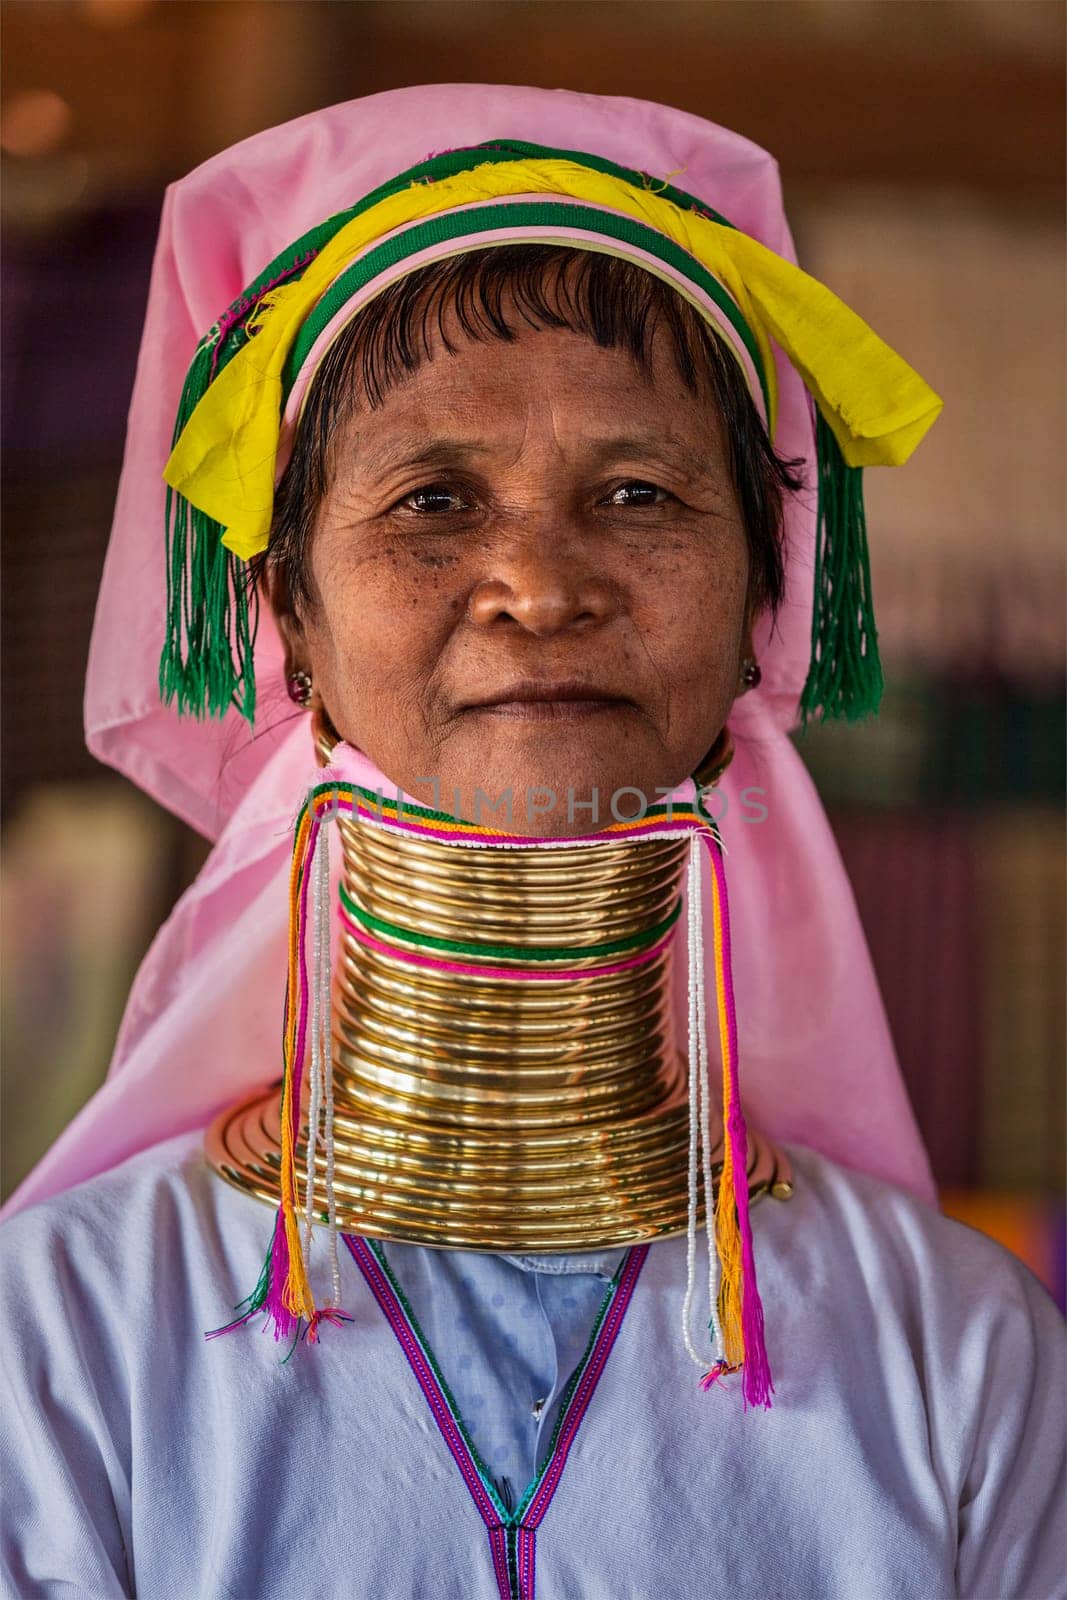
[377,1241,627,1513]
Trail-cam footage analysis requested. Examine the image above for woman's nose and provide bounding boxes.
[466,528,618,638]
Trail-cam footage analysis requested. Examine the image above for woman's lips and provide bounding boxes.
[462,680,633,721]
[473,698,627,721]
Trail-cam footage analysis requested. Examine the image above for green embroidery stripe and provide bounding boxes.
[338,879,681,963]
[284,200,766,410]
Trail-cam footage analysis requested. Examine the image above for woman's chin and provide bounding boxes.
[415,727,679,839]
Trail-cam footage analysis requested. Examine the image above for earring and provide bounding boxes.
[740,658,761,692]
[286,669,314,707]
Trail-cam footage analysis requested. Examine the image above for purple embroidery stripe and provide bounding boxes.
[488,1525,512,1600]
[523,1244,649,1529]
[518,1525,537,1600]
[345,1234,648,1600]
[344,1237,503,1533]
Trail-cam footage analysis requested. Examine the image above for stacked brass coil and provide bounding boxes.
[208,745,793,1249]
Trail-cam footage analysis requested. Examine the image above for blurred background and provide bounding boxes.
[2,0,1063,1300]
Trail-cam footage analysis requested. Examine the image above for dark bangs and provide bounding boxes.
[265,244,803,616]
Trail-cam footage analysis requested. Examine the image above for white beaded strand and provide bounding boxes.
[319,794,342,1307]
[681,832,726,1372]
[681,835,705,1369]
[303,797,327,1258]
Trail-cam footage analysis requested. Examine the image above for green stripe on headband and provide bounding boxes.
[425,139,738,229]
[205,139,738,386]
[282,198,769,417]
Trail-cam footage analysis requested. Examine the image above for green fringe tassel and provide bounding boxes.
[158,334,258,724]
[798,412,884,727]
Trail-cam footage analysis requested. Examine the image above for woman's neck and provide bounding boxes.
[207,734,791,1250]
[326,791,702,1248]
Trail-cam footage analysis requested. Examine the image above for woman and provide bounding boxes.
[2,85,1062,1600]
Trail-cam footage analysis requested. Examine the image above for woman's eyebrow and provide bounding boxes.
[580,434,711,477]
[359,439,496,475]
[360,433,710,477]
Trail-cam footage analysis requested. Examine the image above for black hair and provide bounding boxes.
[263,244,804,617]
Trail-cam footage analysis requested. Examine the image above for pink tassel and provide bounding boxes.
[264,1207,301,1341]
[699,1360,742,1392]
[306,1307,355,1344]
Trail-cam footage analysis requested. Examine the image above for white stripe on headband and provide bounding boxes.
[274,193,767,483]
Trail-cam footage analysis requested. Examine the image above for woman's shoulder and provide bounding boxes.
[771,1140,1064,1346]
[3,1132,213,1241]
[0,1133,249,1318]
[756,1148,1065,1600]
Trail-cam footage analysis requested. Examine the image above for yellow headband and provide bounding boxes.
[164,157,941,562]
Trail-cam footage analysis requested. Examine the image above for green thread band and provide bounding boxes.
[338,878,682,963]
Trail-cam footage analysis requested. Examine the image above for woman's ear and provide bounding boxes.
[261,558,306,677]
[739,593,760,675]
[733,592,765,700]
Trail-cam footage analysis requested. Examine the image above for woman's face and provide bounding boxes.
[272,299,755,837]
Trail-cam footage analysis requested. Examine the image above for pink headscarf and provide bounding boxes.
[4,84,935,1218]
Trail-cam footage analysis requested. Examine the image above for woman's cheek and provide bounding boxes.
[343,578,449,705]
[670,581,748,716]
[317,557,407,658]
[650,550,733,651]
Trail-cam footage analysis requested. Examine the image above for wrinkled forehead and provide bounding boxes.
[290,248,737,459]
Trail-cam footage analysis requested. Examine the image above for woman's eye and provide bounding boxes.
[605,481,671,508]
[394,483,472,515]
